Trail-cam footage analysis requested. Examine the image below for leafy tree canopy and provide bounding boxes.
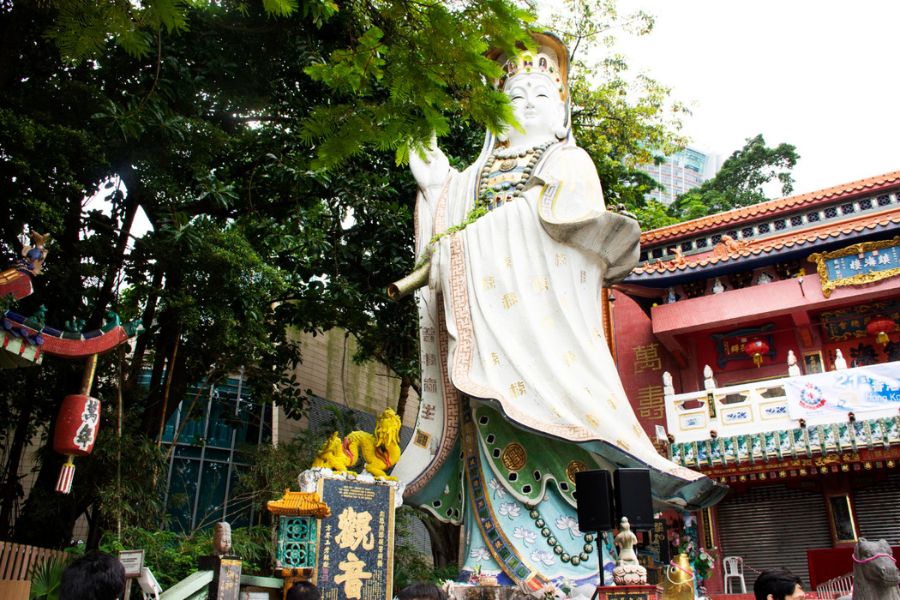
[669,134,800,221]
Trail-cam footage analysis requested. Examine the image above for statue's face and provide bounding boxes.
[504,73,565,141]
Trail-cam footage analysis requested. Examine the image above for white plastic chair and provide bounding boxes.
[723,556,747,594]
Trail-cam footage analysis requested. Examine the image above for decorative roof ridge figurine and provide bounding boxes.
[390,30,724,594]
[612,517,647,585]
[18,231,50,276]
[712,234,749,258]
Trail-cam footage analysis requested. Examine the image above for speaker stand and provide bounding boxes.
[589,536,605,600]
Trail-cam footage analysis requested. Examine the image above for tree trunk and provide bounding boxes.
[0,403,34,537]
[396,376,411,423]
[88,168,140,329]
[420,512,461,569]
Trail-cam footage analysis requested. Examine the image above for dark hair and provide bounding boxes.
[754,569,802,600]
[286,580,321,600]
[59,551,126,600]
[398,582,446,600]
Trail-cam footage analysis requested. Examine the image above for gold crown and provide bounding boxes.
[489,33,569,100]
[498,51,562,92]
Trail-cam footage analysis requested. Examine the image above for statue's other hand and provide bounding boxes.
[409,134,450,194]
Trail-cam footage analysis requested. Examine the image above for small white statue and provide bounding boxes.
[834,349,848,370]
[612,517,647,585]
[703,365,717,391]
[666,287,678,304]
[662,371,674,397]
[711,278,725,294]
[787,350,801,377]
[756,271,773,285]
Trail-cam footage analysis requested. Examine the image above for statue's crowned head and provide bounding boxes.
[489,32,569,101]
[485,32,571,148]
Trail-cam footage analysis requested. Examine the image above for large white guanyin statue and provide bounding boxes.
[391,32,724,592]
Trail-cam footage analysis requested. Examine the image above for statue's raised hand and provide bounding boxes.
[409,134,450,199]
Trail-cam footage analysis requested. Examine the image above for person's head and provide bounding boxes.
[754,569,805,600]
[397,582,446,600]
[286,580,321,600]
[59,551,125,600]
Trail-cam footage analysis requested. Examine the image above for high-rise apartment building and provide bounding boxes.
[640,147,722,205]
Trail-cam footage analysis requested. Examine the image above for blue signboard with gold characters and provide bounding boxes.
[315,478,395,600]
[810,237,900,298]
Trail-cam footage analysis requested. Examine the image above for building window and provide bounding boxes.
[859,198,872,210]
[639,250,648,262]
[726,230,738,239]
[806,212,820,222]
[711,233,722,244]
[825,206,838,218]
[840,203,854,214]
[741,227,754,238]
[652,248,663,259]
[680,241,693,252]
[790,215,803,226]
[774,219,786,231]
[696,238,708,248]
[877,194,891,206]
[758,223,771,234]
[157,373,272,532]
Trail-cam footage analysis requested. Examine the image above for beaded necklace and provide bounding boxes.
[477,140,555,210]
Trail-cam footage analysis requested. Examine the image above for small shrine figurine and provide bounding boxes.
[834,349,848,370]
[612,517,647,585]
[787,350,801,377]
[703,365,717,391]
[213,522,233,557]
[711,278,725,294]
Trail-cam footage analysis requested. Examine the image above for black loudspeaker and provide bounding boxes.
[574,470,614,532]
[614,468,654,529]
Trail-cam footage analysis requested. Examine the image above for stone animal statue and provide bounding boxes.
[312,408,403,480]
[851,538,900,600]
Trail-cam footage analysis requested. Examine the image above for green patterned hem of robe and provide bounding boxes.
[473,405,604,507]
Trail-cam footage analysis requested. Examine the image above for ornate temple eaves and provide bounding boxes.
[266,489,331,518]
[669,414,900,485]
[641,169,900,245]
[627,212,900,283]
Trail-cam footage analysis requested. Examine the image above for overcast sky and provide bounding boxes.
[614,0,900,196]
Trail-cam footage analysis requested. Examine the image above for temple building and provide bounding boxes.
[613,170,900,591]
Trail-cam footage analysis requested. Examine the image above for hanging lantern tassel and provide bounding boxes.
[866,317,896,347]
[56,455,76,494]
[744,338,770,368]
[52,394,101,495]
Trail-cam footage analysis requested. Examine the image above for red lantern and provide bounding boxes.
[744,338,770,368]
[52,394,101,494]
[866,316,896,346]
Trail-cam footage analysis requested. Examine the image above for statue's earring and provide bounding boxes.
[554,126,568,141]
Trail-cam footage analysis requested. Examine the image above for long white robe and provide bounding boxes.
[397,142,720,505]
